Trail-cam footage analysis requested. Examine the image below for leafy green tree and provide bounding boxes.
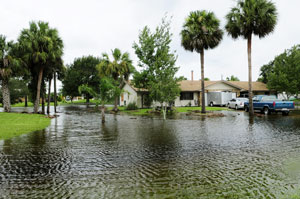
[257,61,274,84]
[225,0,277,115]
[18,21,64,113]
[62,56,101,103]
[97,48,134,112]
[204,77,210,81]
[267,45,300,99]
[62,65,80,102]
[133,18,181,120]
[79,78,119,123]
[226,75,240,81]
[181,10,223,113]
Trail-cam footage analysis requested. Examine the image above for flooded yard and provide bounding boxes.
[1,106,300,198]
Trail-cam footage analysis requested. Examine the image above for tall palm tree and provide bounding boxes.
[181,10,223,113]
[97,48,134,112]
[225,0,277,116]
[18,21,63,113]
[0,35,13,112]
[0,36,20,112]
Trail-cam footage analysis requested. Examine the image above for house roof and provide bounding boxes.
[126,80,269,92]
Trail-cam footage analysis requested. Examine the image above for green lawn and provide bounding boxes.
[174,106,228,112]
[106,106,228,116]
[0,113,51,140]
[1,102,57,107]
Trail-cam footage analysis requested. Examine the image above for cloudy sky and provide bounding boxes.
[1,0,300,82]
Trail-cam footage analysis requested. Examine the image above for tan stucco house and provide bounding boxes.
[120,80,273,108]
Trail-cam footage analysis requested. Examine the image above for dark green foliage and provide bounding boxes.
[226,75,240,81]
[125,102,138,110]
[181,10,223,52]
[62,56,101,102]
[225,0,277,39]
[8,78,30,104]
[267,45,300,98]
[257,61,274,84]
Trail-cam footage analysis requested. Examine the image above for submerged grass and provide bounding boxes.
[0,113,51,140]
[106,106,228,116]
[174,106,228,113]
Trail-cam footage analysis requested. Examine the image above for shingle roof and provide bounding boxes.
[127,80,269,92]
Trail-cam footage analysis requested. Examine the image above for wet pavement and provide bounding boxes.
[1,106,300,198]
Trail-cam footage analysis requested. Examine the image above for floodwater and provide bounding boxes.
[1,106,300,198]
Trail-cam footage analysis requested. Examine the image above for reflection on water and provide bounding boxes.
[1,106,300,198]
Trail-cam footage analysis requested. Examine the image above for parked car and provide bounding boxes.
[244,95,295,115]
[227,98,248,110]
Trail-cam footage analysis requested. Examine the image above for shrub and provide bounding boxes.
[125,102,138,110]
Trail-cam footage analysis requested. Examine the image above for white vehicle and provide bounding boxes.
[228,98,248,110]
[207,91,234,107]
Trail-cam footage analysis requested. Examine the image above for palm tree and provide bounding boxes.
[97,48,134,112]
[181,10,223,113]
[18,21,63,113]
[0,36,20,112]
[0,35,13,112]
[225,0,277,116]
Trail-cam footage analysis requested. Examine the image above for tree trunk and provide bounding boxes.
[54,72,57,113]
[247,35,254,116]
[200,50,206,113]
[34,67,44,113]
[162,104,167,120]
[101,104,105,123]
[1,78,11,112]
[113,96,119,112]
[42,91,45,114]
[47,78,52,114]
[86,94,90,103]
[25,95,28,107]
[141,93,144,108]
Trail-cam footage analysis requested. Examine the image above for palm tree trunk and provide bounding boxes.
[42,90,45,114]
[25,95,28,107]
[34,67,44,113]
[47,78,52,114]
[247,35,254,116]
[1,78,11,112]
[54,72,57,113]
[101,104,105,123]
[200,50,206,113]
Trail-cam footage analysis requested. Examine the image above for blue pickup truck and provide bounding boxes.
[244,95,295,115]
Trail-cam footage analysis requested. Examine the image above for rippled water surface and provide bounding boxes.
[1,106,300,198]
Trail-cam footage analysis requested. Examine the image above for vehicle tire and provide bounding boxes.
[282,111,289,116]
[235,105,238,110]
[244,106,249,112]
[263,107,269,115]
[210,102,213,107]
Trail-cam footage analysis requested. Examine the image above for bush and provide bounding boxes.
[125,102,138,110]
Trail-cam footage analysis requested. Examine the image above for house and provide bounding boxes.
[120,80,273,108]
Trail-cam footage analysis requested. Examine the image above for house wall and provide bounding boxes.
[174,92,199,107]
[120,84,139,107]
